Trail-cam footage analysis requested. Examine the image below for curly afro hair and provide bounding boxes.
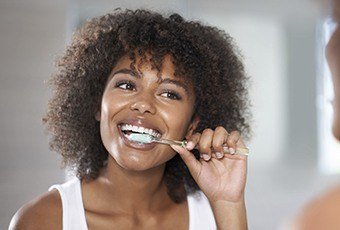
[43,9,251,203]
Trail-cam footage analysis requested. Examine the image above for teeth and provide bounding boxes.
[120,124,161,137]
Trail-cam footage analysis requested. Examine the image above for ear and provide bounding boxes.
[95,110,101,121]
[185,116,200,139]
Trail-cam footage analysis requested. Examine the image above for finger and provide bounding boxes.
[171,145,201,178]
[226,131,241,155]
[212,126,228,159]
[185,132,201,150]
[198,128,214,161]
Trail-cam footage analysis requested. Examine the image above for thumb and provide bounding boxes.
[171,145,201,178]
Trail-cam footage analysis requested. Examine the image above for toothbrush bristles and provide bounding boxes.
[127,133,155,144]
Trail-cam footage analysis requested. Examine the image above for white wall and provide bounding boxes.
[197,13,288,165]
[0,0,67,227]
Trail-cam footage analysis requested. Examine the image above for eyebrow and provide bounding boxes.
[111,68,190,93]
[112,68,141,78]
[158,78,189,93]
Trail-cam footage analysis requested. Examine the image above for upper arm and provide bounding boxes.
[8,189,62,230]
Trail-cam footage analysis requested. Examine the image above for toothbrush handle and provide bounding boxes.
[183,140,249,156]
[222,146,249,156]
[156,138,249,156]
[153,138,186,147]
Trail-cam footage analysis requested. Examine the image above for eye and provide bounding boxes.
[115,80,136,91]
[160,90,182,100]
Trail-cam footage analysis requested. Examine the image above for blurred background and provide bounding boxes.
[1,0,339,229]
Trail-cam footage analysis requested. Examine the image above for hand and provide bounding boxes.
[171,126,248,203]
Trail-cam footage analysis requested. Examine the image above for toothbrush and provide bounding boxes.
[128,133,187,147]
[127,133,249,156]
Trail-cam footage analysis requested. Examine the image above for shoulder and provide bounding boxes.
[9,189,62,230]
[292,185,340,230]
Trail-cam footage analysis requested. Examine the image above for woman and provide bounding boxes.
[9,9,250,229]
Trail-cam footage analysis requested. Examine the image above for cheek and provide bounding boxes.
[101,91,129,119]
[161,104,194,138]
[99,92,128,147]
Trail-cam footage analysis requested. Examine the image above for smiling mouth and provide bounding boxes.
[118,123,162,141]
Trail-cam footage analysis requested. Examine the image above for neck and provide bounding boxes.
[88,156,172,214]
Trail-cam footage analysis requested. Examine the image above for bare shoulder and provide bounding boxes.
[292,185,340,230]
[9,189,62,230]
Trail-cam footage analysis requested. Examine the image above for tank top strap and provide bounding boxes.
[49,178,88,230]
[187,191,216,230]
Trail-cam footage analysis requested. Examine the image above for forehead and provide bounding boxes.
[110,53,185,82]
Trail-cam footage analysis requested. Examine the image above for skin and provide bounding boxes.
[327,1,340,140]
[291,1,340,229]
[9,54,248,229]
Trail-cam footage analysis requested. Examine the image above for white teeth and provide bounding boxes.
[136,126,143,133]
[120,124,161,137]
[152,131,161,138]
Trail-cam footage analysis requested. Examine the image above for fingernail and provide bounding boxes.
[216,152,223,159]
[229,148,235,154]
[186,141,195,150]
[202,153,210,161]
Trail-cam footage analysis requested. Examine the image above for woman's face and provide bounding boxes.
[326,15,340,140]
[98,54,198,171]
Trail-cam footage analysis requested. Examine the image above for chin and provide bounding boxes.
[113,153,164,172]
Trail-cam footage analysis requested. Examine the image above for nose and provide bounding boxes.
[129,93,157,115]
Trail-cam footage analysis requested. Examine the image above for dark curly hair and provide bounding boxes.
[43,9,251,203]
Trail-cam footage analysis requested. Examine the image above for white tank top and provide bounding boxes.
[49,178,216,230]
